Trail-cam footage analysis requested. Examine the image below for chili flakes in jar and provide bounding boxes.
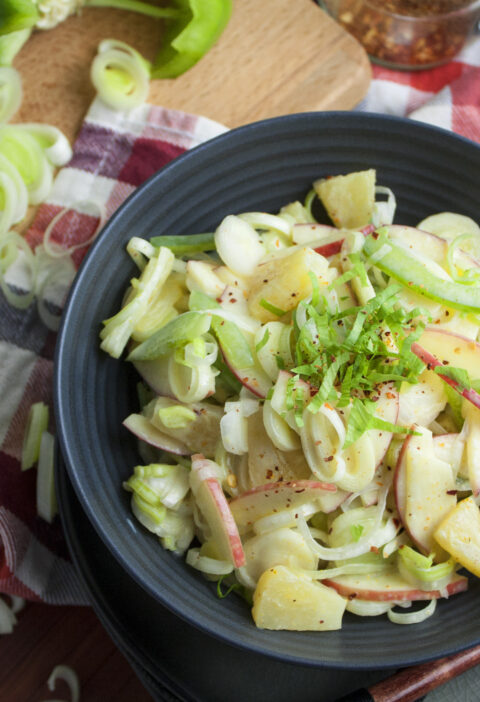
[321,0,480,69]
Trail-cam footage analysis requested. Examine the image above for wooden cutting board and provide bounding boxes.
[15,0,371,143]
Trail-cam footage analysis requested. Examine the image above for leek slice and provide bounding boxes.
[127,310,211,361]
[44,664,80,702]
[0,125,53,204]
[0,66,21,124]
[42,200,105,258]
[21,401,49,470]
[35,252,76,331]
[387,599,437,625]
[100,246,174,358]
[0,152,28,223]
[0,597,17,634]
[0,171,16,235]
[36,430,57,523]
[0,230,37,309]
[186,547,234,575]
[397,545,456,591]
[91,39,150,111]
[15,123,72,166]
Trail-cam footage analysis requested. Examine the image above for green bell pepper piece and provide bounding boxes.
[364,232,480,314]
[0,0,38,35]
[151,0,233,79]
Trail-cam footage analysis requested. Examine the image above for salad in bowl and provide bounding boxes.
[99,168,480,632]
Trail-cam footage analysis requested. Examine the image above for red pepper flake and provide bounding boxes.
[370,546,380,554]
[446,489,458,495]
[334,0,474,68]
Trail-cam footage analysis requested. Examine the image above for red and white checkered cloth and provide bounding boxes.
[0,99,226,605]
[1,34,480,606]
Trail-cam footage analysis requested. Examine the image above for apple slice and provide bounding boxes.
[432,433,466,476]
[243,528,317,583]
[247,410,311,486]
[292,223,345,256]
[216,326,272,399]
[385,225,480,272]
[323,569,468,602]
[462,401,480,496]
[398,369,447,427]
[146,397,223,458]
[229,479,336,532]
[123,413,189,455]
[398,429,456,557]
[412,329,480,411]
[369,382,399,468]
[133,357,173,397]
[190,454,245,568]
[393,435,409,529]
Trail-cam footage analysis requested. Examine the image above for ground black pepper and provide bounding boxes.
[322,0,480,68]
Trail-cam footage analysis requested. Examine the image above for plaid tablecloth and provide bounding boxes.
[0,100,226,605]
[1,33,480,611]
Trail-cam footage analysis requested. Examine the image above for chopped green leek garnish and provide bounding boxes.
[290,281,428,444]
[259,298,287,317]
[255,328,270,354]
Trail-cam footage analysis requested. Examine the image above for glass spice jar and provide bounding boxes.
[319,0,480,70]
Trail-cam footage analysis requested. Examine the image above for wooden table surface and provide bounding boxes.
[0,603,153,701]
[3,3,372,700]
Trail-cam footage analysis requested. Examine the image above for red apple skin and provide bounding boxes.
[393,431,442,555]
[314,240,343,257]
[323,575,468,602]
[191,454,246,568]
[218,345,271,399]
[393,433,411,534]
[203,477,246,568]
[411,341,480,411]
[291,224,344,256]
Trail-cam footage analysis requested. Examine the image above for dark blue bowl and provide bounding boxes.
[55,111,480,668]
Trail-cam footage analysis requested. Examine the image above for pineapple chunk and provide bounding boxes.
[252,565,346,631]
[247,247,329,323]
[434,496,480,577]
[314,169,376,229]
